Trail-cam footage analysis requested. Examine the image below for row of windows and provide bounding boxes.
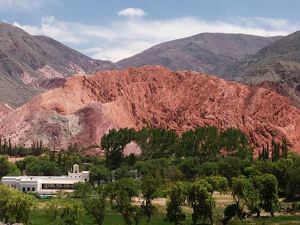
[42,183,74,190]
[7,182,81,192]
[21,187,35,192]
[7,184,35,192]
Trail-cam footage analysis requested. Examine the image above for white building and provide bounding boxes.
[1,164,89,197]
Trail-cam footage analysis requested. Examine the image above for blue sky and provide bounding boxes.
[0,0,299,61]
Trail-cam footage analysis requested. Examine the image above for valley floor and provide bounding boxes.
[28,196,300,225]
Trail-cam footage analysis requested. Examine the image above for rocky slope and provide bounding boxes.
[0,102,12,119]
[1,66,300,154]
[117,33,281,75]
[225,31,300,107]
[0,22,114,107]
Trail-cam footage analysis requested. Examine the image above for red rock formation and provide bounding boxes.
[1,66,300,153]
[0,103,12,119]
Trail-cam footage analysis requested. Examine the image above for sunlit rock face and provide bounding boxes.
[1,66,300,154]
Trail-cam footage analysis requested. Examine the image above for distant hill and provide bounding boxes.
[1,66,300,153]
[117,33,281,75]
[0,22,115,107]
[225,31,300,107]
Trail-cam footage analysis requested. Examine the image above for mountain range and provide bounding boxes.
[117,33,281,75]
[1,66,299,153]
[120,30,300,109]
[1,21,300,154]
[0,22,114,107]
[224,31,300,107]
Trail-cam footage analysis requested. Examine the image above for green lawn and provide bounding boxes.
[30,208,175,225]
[228,215,300,225]
[29,198,300,225]
[30,209,300,225]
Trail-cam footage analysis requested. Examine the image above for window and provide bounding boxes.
[32,187,35,192]
[27,187,31,192]
[22,187,25,192]
[42,183,74,190]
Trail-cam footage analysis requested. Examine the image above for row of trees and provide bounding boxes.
[69,172,279,225]
[165,173,280,225]
[101,127,255,170]
[15,148,83,176]
[45,175,162,225]
[0,137,45,156]
[259,139,289,161]
[70,174,227,225]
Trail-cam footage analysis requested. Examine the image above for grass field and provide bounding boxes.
[27,195,300,225]
[30,209,300,225]
[30,208,176,225]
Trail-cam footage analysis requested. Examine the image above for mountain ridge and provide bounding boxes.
[0,22,115,107]
[1,66,300,154]
[225,30,300,107]
[117,33,282,75]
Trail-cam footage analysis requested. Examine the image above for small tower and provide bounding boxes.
[73,164,80,173]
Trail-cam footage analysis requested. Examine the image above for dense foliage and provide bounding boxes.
[0,185,37,224]
[1,126,300,225]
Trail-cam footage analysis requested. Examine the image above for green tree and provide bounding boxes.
[255,174,279,217]
[107,178,140,225]
[8,190,37,224]
[0,185,11,223]
[271,139,280,162]
[287,159,300,198]
[222,204,238,225]
[74,182,93,199]
[25,158,62,176]
[115,166,137,180]
[217,157,243,184]
[0,156,21,177]
[199,162,219,177]
[60,200,83,225]
[84,185,107,225]
[46,195,82,225]
[288,158,300,198]
[135,158,171,179]
[166,182,187,225]
[220,128,249,156]
[281,139,289,159]
[187,180,215,225]
[136,127,178,159]
[56,150,82,173]
[272,159,292,195]
[101,128,135,170]
[89,165,110,185]
[179,157,200,180]
[232,177,259,219]
[163,165,183,182]
[206,176,228,194]
[141,174,161,224]
[179,126,220,162]
[0,185,37,225]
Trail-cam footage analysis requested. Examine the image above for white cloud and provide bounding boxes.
[118,8,145,18]
[13,15,300,62]
[0,0,56,11]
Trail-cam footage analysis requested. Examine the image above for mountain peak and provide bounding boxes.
[226,30,300,107]
[117,32,282,75]
[0,22,115,107]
